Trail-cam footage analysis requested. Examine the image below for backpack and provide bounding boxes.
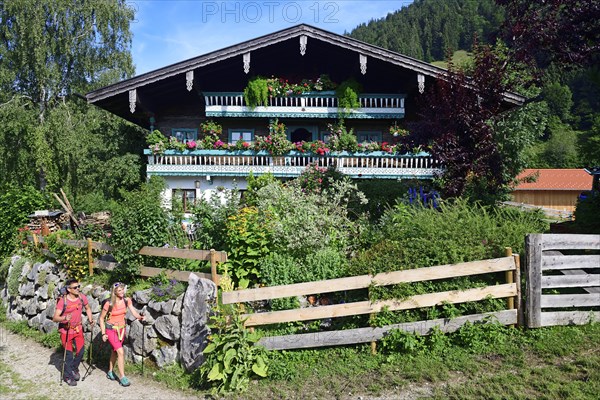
[100,297,129,320]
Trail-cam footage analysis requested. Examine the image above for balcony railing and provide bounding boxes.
[145,150,441,179]
[203,91,405,119]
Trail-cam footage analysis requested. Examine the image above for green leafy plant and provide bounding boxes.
[224,206,272,289]
[253,119,293,156]
[44,230,89,281]
[7,257,27,297]
[336,79,362,116]
[148,272,186,301]
[243,76,269,109]
[0,185,47,258]
[199,273,268,395]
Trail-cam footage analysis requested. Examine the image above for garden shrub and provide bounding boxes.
[573,191,600,233]
[109,177,177,282]
[224,206,273,289]
[191,188,241,251]
[0,185,47,258]
[45,230,89,281]
[253,178,366,259]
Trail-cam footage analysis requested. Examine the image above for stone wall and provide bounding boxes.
[1,256,216,371]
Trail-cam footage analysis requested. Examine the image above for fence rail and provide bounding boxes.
[223,254,520,350]
[525,234,600,328]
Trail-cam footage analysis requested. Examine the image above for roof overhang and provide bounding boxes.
[86,24,526,127]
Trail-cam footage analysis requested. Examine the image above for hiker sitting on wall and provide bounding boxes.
[99,282,145,387]
[52,278,94,386]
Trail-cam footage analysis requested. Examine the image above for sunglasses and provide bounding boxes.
[114,282,123,287]
[69,285,81,290]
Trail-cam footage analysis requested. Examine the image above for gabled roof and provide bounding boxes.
[86,24,526,127]
[515,169,593,191]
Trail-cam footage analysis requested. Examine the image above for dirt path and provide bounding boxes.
[0,326,203,400]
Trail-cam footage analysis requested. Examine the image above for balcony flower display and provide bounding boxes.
[186,140,197,150]
[213,139,229,150]
[199,119,223,149]
[389,125,409,137]
[146,129,167,154]
[232,140,251,151]
[167,136,186,151]
[254,119,293,156]
[327,120,358,152]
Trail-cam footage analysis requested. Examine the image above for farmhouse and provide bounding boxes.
[86,24,524,206]
[511,169,593,215]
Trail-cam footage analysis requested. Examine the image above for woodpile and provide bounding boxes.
[27,210,66,234]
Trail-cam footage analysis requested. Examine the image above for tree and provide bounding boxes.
[496,0,600,69]
[0,0,136,191]
[408,43,524,200]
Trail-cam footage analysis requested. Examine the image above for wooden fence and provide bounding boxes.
[29,234,225,284]
[138,246,225,283]
[222,252,520,351]
[525,234,600,328]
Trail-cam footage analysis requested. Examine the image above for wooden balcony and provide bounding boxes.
[203,91,405,119]
[144,150,441,180]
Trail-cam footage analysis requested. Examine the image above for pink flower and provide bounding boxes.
[186,140,197,150]
[242,142,250,148]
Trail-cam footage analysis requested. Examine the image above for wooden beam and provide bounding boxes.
[539,234,600,251]
[542,254,600,271]
[541,274,600,289]
[242,283,516,327]
[540,293,600,308]
[540,311,600,327]
[138,246,227,262]
[257,310,518,350]
[525,234,543,328]
[223,257,515,304]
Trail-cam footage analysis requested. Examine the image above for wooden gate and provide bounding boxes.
[525,234,600,328]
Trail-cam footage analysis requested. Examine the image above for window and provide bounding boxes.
[229,129,254,144]
[172,189,196,212]
[357,131,382,143]
[172,128,197,143]
[288,125,317,142]
[319,131,332,143]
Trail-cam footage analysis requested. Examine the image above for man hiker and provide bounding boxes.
[52,278,94,386]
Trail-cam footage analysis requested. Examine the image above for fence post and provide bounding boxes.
[504,247,514,312]
[210,249,219,286]
[87,238,94,276]
[525,234,543,328]
[514,253,523,327]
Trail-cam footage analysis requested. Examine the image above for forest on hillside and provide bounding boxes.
[348,0,600,172]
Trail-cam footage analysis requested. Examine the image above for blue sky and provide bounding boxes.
[129,0,414,75]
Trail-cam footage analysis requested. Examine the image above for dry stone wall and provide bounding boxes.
[1,255,216,371]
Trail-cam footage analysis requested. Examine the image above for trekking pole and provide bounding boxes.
[82,322,94,381]
[60,325,70,385]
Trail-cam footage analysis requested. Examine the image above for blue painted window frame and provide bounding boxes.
[172,128,197,143]
[228,129,255,144]
[357,131,382,143]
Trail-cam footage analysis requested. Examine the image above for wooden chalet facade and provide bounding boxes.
[86,24,524,206]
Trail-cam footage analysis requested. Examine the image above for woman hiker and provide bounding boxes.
[99,282,145,387]
[52,278,94,386]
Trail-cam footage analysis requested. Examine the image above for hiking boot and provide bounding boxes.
[106,370,117,381]
[119,376,131,387]
[63,377,77,386]
[72,369,80,381]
